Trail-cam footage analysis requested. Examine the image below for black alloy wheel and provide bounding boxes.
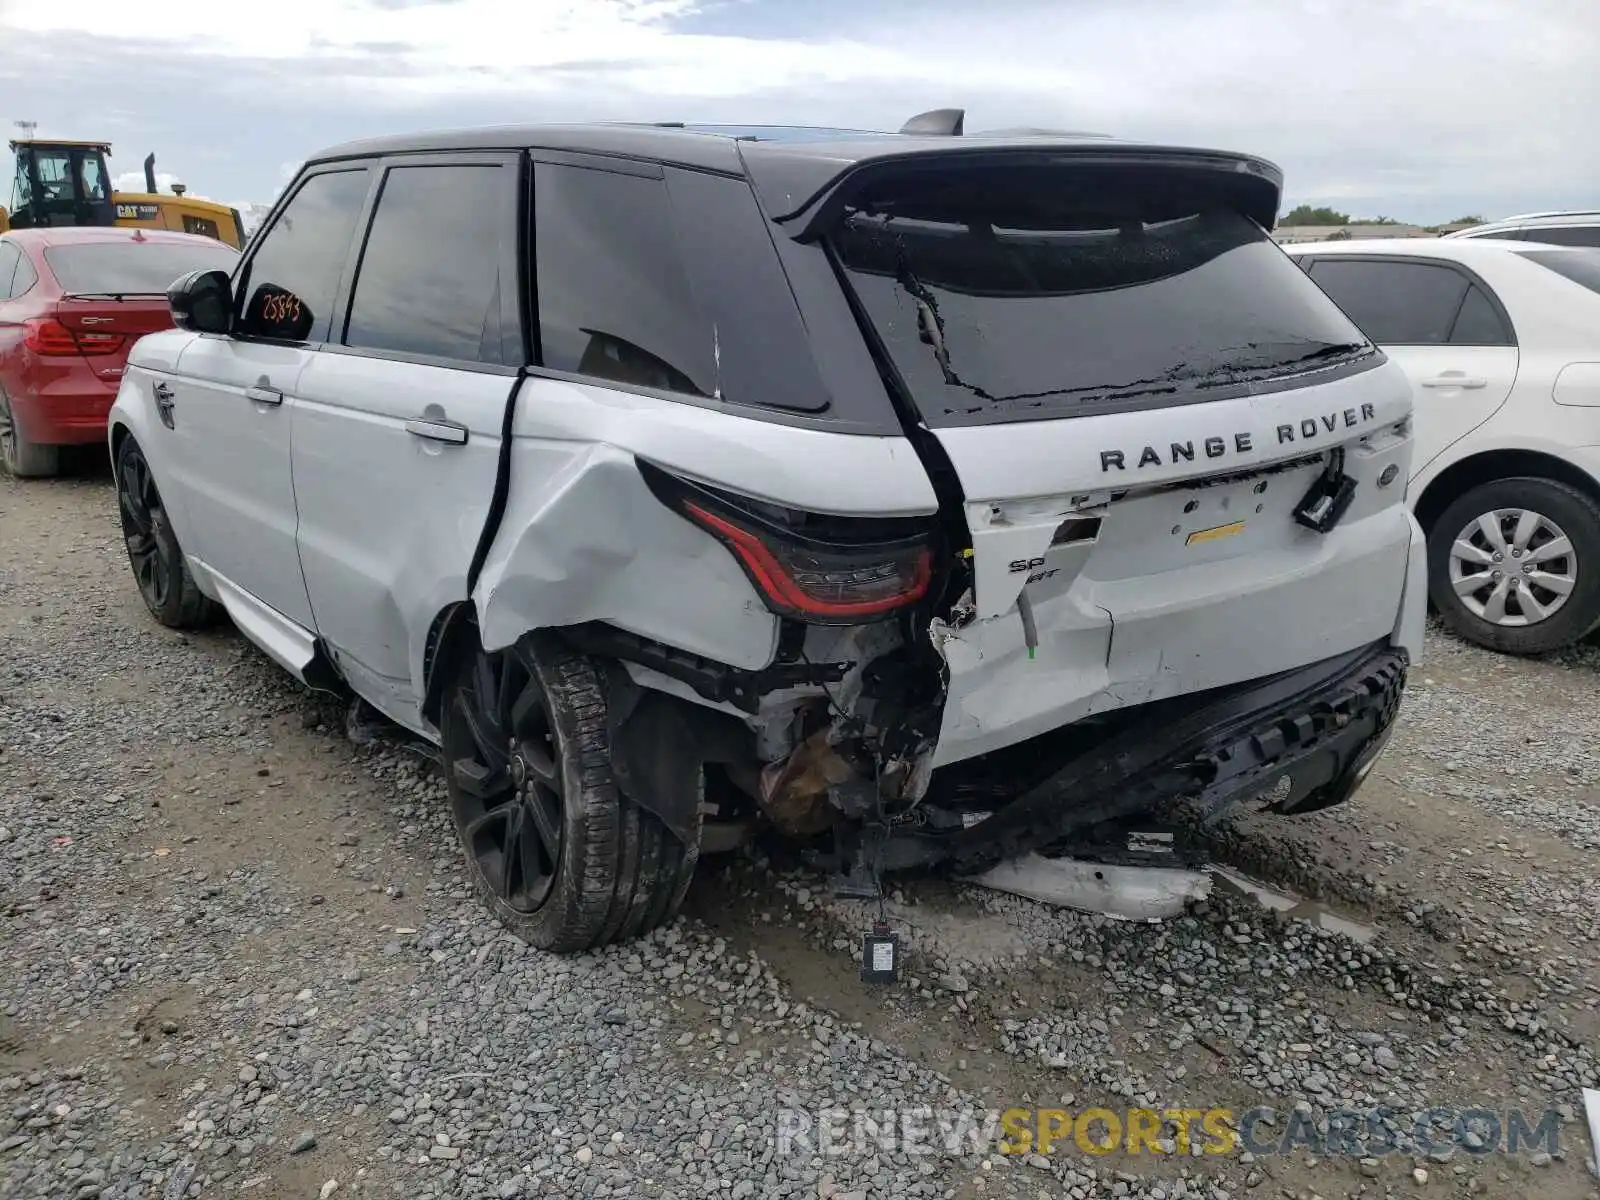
[441,634,701,953]
[446,645,563,914]
[114,435,217,628]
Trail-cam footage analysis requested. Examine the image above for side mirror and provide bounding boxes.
[168,268,232,334]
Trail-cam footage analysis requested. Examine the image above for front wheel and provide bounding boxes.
[441,634,698,953]
[1427,475,1600,654]
[114,434,219,628]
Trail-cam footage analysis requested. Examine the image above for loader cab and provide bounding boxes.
[4,140,116,231]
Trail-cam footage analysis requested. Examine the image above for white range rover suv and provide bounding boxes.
[108,114,1425,951]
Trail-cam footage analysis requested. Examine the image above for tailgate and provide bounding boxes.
[823,152,1420,765]
[943,366,1413,620]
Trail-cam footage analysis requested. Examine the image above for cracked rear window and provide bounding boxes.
[832,203,1372,428]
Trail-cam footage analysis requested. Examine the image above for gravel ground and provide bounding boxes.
[4,465,1600,1200]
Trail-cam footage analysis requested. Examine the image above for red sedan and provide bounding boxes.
[0,226,239,477]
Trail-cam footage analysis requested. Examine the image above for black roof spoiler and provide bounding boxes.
[743,145,1286,240]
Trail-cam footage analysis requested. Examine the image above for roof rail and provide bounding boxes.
[1490,210,1600,223]
[899,108,965,136]
[971,126,1113,139]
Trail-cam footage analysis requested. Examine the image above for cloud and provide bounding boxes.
[0,0,1593,221]
[112,170,186,195]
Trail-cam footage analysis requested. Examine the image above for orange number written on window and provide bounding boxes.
[261,292,304,326]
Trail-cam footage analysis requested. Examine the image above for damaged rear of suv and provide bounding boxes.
[115,112,1424,952]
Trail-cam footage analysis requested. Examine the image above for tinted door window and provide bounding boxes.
[1522,226,1600,248]
[236,169,370,343]
[344,164,512,364]
[1307,259,1468,345]
[533,163,714,396]
[1448,284,1514,345]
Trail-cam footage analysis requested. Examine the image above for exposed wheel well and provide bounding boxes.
[109,421,130,459]
[1413,449,1600,535]
[420,601,478,727]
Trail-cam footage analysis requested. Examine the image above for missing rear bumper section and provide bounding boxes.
[581,612,1405,884]
[844,640,1407,878]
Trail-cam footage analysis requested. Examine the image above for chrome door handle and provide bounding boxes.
[404,418,469,445]
[245,385,283,406]
[1420,375,1488,390]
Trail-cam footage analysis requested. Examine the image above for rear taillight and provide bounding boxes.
[640,462,935,624]
[22,318,125,357]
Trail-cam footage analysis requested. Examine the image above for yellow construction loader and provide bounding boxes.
[0,139,247,249]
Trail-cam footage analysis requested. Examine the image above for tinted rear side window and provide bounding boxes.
[0,242,18,299]
[1521,226,1600,248]
[1449,284,1514,345]
[43,240,238,295]
[236,169,370,343]
[534,163,713,397]
[533,163,833,415]
[834,204,1371,427]
[345,164,513,365]
[11,252,36,297]
[1517,249,1600,295]
[1307,259,1468,345]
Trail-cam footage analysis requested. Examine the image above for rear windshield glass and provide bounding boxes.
[1516,248,1600,295]
[832,203,1375,427]
[44,240,239,296]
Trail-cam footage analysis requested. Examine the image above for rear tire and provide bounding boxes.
[1426,475,1600,654]
[441,633,698,953]
[114,434,219,629]
[0,387,60,478]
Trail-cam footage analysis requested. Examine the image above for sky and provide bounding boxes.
[0,0,1594,225]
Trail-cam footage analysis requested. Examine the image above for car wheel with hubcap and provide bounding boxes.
[0,386,60,478]
[1427,475,1600,654]
[442,633,698,952]
[114,434,219,628]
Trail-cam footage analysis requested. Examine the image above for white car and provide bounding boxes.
[106,116,1424,951]
[1285,237,1600,653]
[1443,211,1600,249]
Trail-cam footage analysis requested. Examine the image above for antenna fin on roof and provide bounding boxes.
[899,108,965,136]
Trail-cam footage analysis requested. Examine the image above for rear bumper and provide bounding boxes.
[902,639,1407,873]
[12,383,116,446]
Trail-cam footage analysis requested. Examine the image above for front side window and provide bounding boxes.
[31,149,72,195]
[1307,259,1470,346]
[344,164,511,364]
[533,163,714,396]
[235,169,370,343]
